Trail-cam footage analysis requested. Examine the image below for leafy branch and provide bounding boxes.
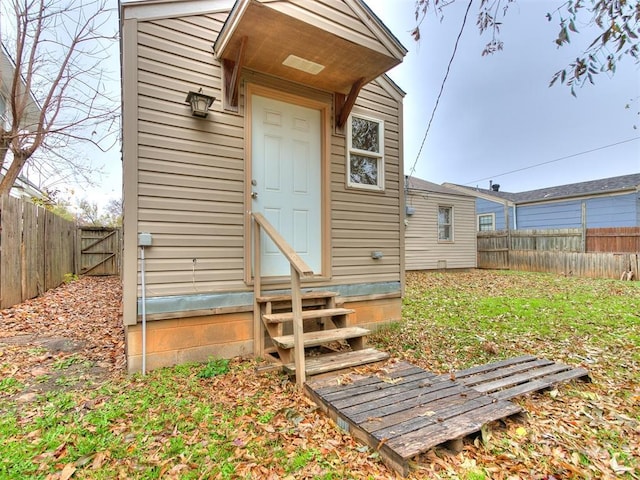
[548,0,640,96]
[413,0,640,95]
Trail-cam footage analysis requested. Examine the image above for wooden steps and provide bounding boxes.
[249,214,380,385]
[284,348,389,376]
[257,291,382,378]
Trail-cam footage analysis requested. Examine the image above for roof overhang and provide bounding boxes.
[442,183,516,206]
[213,0,404,122]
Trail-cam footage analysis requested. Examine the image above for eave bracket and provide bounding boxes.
[222,36,247,111]
[335,77,366,129]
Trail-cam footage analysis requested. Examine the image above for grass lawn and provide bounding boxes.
[1,270,638,479]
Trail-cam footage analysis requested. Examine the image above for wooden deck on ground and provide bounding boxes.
[305,355,589,477]
[453,354,590,400]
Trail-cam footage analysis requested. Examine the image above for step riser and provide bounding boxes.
[256,291,338,304]
[262,308,354,324]
[266,298,337,311]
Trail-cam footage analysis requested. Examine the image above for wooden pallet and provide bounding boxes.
[453,354,590,400]
[305,356,589,477]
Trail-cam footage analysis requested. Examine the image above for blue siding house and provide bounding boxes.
[444,173,640,230]
[476,197,512,230]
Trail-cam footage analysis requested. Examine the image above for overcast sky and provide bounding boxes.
[88,0,640,207]
[367,0,640,193]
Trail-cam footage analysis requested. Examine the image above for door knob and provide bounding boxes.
[251,191,258,199]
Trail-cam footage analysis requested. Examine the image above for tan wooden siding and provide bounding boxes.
[126,7,403,308]
[265,0,386,55]
[326,78,402,285]
[134,14,247,297]
[121,16,139,327]
[405,192,477,270]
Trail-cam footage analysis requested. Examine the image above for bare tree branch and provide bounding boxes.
[0,0,119,195]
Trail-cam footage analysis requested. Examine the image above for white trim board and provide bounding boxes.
[122,0,234,21]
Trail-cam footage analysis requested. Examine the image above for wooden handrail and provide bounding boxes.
[252,212,314,277]
[251,212,313,386]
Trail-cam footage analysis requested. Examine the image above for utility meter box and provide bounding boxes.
[138,232,153,247]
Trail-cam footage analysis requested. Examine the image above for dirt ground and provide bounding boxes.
[0,276,125,401]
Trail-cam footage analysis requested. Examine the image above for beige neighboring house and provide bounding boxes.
[120,0,408,376]
[405,176,477,271]
[0,44,42,199]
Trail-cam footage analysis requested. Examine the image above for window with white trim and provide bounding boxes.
[478,213,495,231]
[347,114,384,190]
[438,206,453,241]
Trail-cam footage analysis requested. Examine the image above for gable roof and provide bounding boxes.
[444,173,640,205]
[213,0,406,95]
[441,182,516,205]
[406,176,474,198]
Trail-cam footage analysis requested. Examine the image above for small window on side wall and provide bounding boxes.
[438,206,453,242]
[347,114,384,191]
[478,213,495,231]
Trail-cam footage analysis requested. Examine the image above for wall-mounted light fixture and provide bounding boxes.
[185,88,216,118]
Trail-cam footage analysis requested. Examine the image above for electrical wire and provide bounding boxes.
[463,136,640,185]
[408,0,475,178]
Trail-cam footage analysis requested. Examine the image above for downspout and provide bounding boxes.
[512,204,517,230]
[140,245,147,376]
[137,232,152,375]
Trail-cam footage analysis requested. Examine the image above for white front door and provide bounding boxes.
[251,94,322,277]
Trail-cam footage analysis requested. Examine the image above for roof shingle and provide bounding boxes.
[448,173,640,204]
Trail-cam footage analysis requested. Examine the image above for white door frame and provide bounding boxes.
[244,83,330,284]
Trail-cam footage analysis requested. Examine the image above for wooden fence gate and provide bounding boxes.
[77,227,121,276]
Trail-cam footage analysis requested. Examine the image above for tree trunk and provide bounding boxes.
[0,152,29,196]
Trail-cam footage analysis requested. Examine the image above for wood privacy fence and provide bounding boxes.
[1,195,76,308]
[478,227,640,280]
[586,227,640,253]
[1,195,122,309]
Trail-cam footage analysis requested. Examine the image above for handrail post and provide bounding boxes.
[253,219,263,357]
[251,212,311,386]
[291,265,305,386]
